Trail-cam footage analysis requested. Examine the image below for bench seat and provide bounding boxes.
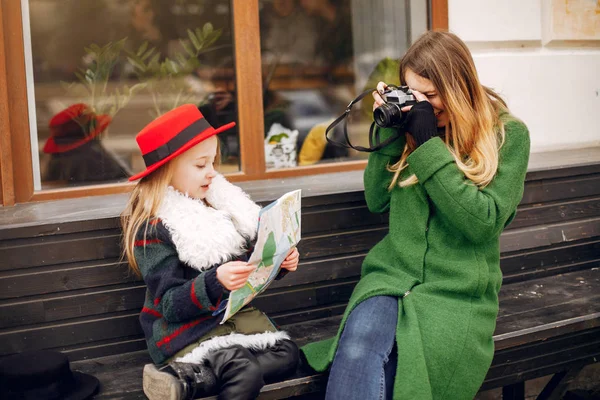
[72,266,600,399]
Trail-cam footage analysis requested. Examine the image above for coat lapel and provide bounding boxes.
[157,175,260,271]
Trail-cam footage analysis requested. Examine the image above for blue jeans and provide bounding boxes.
[326,296,398,400]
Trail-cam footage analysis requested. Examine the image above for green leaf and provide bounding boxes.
[137,41,148,57]
[141,47,155,61]
[187,29,201,50]
[176,52,188,68]
[179,39,196,58]
[203,22,213,38]
[127,56,146,72]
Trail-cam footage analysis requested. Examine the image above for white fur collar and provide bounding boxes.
[157,174,260,271]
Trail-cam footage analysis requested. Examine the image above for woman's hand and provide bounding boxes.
[401,90,439,147]
[216,261,256,291]
[281,248,299,272]
[372,81,389,111]
[400,89,429,113]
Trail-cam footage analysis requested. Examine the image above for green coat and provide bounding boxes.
[301,119,530,399]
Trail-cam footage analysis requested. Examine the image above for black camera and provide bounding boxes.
[373,85,417,128]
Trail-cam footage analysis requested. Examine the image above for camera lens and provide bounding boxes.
[374,103,403,128]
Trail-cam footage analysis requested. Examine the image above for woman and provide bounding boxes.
[301,31,531,399]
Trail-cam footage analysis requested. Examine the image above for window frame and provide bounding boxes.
[0,0,448,206]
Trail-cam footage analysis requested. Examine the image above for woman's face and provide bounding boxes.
[404,68,449,128]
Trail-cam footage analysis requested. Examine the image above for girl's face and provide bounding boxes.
[405,68,449,128]
[169,136,218,200]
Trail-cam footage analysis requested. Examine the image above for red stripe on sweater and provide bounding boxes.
[134,238,161,247]
[142,307,163,318]
[190,280,203,309]
[156,316,211,348]
[149,218,161,225]
[154,297,161,306]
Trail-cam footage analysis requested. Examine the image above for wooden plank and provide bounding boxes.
[0,284,145,328]
[301,203,386,235]
[0,3,14,206]
[31,183,133,203]
[0,313,142,356]
[271,303,348,327]
[0,259,134,299]
[500,217,600,253]
[508,197,600,230]
[299,227,387,260]
[2,0,33,203]
[255,279,358,316]
[431,0,449,30]
[501,239,600,283]
[521,175,600,205]
[63,338,148,363]
[269,253,364,290]
[483,332,600,390]
[232,0,265,177]
[0,229,121,271]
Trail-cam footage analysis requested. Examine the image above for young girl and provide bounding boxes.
[302,31,531,399]
[122,104,300,400]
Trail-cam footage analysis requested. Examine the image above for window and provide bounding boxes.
[28,0,239,190]
[0,0,447,205]
[259,0,428,169]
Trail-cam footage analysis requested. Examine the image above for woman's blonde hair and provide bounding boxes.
[389,31,509,189]
[121,139,221,276]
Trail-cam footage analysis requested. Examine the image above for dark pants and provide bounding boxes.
[326,296,398,400]
[206,339,299,400]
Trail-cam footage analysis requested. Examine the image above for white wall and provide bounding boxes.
[449,0,600,153]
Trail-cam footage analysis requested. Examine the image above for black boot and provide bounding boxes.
[253,339,300,382]
[206,345,264,400]
[169,361,218,399]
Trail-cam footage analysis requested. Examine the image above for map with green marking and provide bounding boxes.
[220,189,301,323]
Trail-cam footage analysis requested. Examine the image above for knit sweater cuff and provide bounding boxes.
[407,137,454,183]
[204,267,224,306]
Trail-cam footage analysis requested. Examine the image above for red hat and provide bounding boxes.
[43,103,111,154]
[129,104,235,181]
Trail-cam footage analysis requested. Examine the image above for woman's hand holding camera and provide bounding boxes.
[372,81,440,148]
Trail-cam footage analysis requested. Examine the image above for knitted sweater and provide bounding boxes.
[302,118,531,399]
[135,174,287,365]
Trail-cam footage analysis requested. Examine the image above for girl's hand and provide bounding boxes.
[372,81,389,111]
[281,248,299,272]
[216,261,256,291]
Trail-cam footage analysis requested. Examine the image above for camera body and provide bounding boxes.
[373,85,417,128]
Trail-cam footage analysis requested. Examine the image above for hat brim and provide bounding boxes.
[60,371,100,400]
[43,114,112,154]
[128,121,236,181]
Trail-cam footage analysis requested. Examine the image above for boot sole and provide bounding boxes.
[143,364,183,400]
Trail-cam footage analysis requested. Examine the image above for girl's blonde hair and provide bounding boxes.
[121,139,221,276]
[121,164,174,276]
[389,31,509,189]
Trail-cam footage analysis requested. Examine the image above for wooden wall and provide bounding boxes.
[1,160,599,362]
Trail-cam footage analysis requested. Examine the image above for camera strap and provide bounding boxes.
[325,88,403,153]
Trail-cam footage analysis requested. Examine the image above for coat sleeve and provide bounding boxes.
[135,222,224,322]
[363,127,406,213]
[407,120,530,244]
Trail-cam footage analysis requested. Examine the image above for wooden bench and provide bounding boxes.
[1,147,599,399]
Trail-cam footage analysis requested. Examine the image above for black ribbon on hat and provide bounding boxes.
[142,118,212,167]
